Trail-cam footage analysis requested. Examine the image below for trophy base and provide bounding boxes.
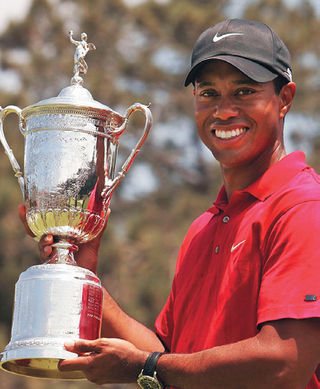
[0,263,103,380]
[1,345,85,379]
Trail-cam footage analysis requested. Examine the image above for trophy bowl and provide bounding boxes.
[0,31,152,379]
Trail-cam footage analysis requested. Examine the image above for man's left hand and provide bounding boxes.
[59,338,148,385]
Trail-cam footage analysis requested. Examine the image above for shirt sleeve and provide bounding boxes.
[257,200,320,326]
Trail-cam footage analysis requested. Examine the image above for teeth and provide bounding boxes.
[215,128,247,139]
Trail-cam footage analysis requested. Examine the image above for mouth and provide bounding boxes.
[214,127,248,140]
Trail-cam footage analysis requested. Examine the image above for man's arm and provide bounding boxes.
[157,318,320,389]
[59,318,320,388]
[101,287,165,352]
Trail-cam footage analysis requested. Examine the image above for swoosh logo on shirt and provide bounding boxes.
[213,32,244,42]
[230,240,246,253]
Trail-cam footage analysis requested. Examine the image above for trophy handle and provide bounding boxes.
[102,103,153,200]
[0,105,25,196]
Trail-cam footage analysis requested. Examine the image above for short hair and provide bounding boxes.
[274,76,289,95]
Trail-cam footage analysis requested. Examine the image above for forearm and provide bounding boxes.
[157,322,318,389]
[101,287,164,352]
[158,338,287,389]
[58,319,320,387]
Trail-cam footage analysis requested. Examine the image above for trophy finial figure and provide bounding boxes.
[69,30,96,85]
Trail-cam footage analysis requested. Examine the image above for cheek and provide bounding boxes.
[259,97,282,121]
[264,106,283,135]
[250,98,281,131]
[194,103,211,129]
[252,104,283,149]
[194,109,205,132]
[195,112,211,146]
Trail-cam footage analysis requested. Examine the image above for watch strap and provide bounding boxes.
[142,351,164,377]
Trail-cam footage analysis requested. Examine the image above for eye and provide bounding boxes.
[198,88,220,98]
[236,88,255,96]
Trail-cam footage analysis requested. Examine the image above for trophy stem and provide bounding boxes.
[48,240,78,266]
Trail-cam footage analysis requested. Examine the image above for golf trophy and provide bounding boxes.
[0,31,152,379]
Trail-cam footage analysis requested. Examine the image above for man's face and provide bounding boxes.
[193,61,293,170]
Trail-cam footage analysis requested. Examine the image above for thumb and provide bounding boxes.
[64,339,100,354]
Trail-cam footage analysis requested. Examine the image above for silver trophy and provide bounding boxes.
[0,31,152,379]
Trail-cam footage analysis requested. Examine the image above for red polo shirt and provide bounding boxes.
[155,151,320,388]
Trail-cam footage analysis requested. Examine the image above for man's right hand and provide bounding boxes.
[18,204,110,274]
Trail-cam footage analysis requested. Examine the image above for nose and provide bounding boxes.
[213,97,239,120]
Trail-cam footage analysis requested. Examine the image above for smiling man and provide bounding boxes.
[35,19,320,389]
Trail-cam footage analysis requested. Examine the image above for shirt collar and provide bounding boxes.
[208,186,228,214]
[208,151,308,212]
[244,151,308,201]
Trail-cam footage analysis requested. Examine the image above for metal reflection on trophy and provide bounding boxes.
[0,31,152,379]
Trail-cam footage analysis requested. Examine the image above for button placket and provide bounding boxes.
[213,214,231,254]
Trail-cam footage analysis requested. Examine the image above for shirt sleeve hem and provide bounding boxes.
[257,304,320,327]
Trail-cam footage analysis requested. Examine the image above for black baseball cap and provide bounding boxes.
[184,18,293,86]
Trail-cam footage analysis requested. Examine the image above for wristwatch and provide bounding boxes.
[137,351,165,389]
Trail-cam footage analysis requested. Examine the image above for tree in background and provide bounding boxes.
[0,0,319,387]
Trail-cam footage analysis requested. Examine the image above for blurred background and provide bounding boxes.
[0,0,319,388]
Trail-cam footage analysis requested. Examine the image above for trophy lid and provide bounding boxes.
[22,31,115,117]
[32,83,111,111]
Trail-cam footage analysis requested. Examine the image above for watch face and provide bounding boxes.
[137,375,163,389]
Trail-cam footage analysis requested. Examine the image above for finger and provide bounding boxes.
[38,234,55,261]
[18,204,34,237]
[58,355,94,372]
[39,234,54,247]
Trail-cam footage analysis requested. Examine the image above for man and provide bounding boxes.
[25,19,320,388]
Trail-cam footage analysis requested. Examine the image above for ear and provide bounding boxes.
[279,82,296,119]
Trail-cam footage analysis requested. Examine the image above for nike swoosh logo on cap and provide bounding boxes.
[213,32,244,42]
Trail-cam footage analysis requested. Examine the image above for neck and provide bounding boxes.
[221,147,286,200]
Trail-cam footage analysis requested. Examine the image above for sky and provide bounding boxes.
[0,0,319,34]
[0,0,32,33]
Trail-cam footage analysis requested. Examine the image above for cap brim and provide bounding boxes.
[184,55,278,86]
